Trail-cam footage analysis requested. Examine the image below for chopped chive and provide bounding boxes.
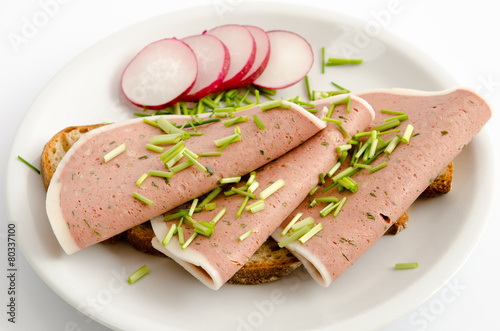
[369,130,378,158]
[17,156,40,174]
[213,106,236,113]
[162,224,177,246]
[157,117,184,135]
[182,150,207,172]
[315,196,339,203]
[337,123,350,138]
[210,207,226,225]
[230,187,257,199]
[260,99,283,111]
[247,171,257,185]
[353,163,373,170]
[395,262,418,270]
[370,162,388,173]
[384,136,401,154]
[299,223,323,244]
[161,141,185,162]
[372,119,400,132]
[164,209,189,222]
[182,232,198,250]
[197,187,222,209]
[253,114,266,130]
[259,179,286,200]
[319,173,325,184]
[103,143,126,163]
[223,116,248,127]
[148,170,174,178]
[280,212,304,236]
[169,160,193,174]
[146,144,164,153]
[236,196,250,218]
[291,216,315,231]
[133,192,154,205]
[247,181,259,194]
[309,200,317,208]
[246,199,265,211]
[249,201,266,213]
[143,118,159,127]
[193,221,214,237]
[204,202,217,211]
[326,58,363,66]
[339,150,349,164]
[331,81,351,93]
[337,144,352,153]
[197,152,222,157]
[127,265,149,284]
[188,198,199,217]
[165,152,184,169]
[333,197,347,217]
[401,124,414,143]
[304,75,312,100]
[338,176,358,193]
[327,162,342,177]
[346,95,352,113]
[239,229,254,241]
[255,89,260,104]
[214,133,241,148]
[384,114,408,122]
[220,176,241,184]
[309,185,320,196]
[150,134,182,145]
[353,131,373,139]
[323,117,342,124]
[332,167,354,183]
[319,202,338,217]
[321,47,325,74]
[177,227,185,245]
[183,148,199,160]
[278,225,313,248]
[136,173,148,187]
[381,109,406,115]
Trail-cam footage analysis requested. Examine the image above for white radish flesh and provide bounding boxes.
[181,34,230,102]
[253,30,314,90]
[121,38,198,109]
[206,24,256,91]
[234,25,271,88]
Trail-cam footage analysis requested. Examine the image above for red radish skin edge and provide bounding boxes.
[205,24,256,92]
[121,38,198,110]
[234,25,271,89]
[252,30,314,90]
[181,34,230,102]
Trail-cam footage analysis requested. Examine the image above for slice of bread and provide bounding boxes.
[41,124,453,284]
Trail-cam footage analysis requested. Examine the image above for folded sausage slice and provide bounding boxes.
[46,102,325,254]
[271,88,492,287]
[151,95,375,289]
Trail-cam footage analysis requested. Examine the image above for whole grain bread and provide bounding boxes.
[41,124,453,284]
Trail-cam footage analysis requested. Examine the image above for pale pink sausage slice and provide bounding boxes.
[46,102,325,255]
[271,88,492,287]
[151,95,375,289]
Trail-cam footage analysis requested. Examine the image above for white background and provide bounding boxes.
[1,0,499,330]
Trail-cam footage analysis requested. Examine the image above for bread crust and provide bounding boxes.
[41,124,452,284]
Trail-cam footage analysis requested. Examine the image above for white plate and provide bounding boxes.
[5,2,494,331]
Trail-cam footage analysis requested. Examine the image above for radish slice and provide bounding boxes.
[121,38,198,109]
[253,30,314,90]
[234,25,271,88]
[181,34,230,102]
[206,24,256,91]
